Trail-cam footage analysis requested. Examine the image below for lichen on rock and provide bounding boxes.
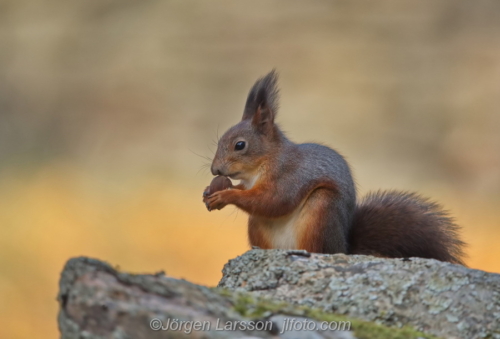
[218,249,500,339]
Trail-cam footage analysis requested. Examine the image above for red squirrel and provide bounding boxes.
[202,70,466,265]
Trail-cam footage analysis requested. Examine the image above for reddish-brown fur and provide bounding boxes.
[248,218,273,249]
[209,176,336,218]
[296,189,332,252]
[244,186,337,252]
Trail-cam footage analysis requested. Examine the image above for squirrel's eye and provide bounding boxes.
[235,141,246,151]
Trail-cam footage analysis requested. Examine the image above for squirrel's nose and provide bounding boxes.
[211,165,222,176]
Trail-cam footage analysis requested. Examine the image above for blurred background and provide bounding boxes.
[0,0,499,337]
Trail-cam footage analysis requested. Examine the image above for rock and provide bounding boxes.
[58,257,268,339]
[57,256,438,339]
[218,249,500,339]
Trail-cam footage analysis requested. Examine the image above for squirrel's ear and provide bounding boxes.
[242,70,279,131]
[251,104,274,132]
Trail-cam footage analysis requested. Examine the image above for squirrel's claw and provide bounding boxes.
[202,186,212,211]
[202,186,210,198]
[205,191,229,211]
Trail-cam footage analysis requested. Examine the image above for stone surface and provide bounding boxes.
[218,249,500,339]
[57,257,360,339]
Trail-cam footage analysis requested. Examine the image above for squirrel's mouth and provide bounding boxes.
[228,172,241,179]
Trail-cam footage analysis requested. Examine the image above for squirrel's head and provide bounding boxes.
[211,70,281,182]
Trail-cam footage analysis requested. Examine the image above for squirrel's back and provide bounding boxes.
[295,143,356,200]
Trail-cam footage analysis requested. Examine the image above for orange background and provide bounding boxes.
[0,1,499,338]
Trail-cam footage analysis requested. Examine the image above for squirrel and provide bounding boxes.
[202,70,466,265]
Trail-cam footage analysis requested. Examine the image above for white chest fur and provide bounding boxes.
[259,206,302,249]
[241,172,260,190]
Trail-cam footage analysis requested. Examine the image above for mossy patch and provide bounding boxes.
[215,288,440,339]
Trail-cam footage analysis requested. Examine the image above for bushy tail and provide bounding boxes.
[349,190,466,265]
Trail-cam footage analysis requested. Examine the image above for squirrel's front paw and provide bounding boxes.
[205,191,230,211]
[202,186,210,198]
[202,186,211,208]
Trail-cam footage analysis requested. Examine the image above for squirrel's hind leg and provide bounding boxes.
[297,188,349,254]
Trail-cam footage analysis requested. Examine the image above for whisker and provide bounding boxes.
[207,144,216,156]
[226,159,237,170]
[211,139,218,148]
[196,163,211,176]
[224,206,239,224]
[189,148,213,162]
[233,207,240,223]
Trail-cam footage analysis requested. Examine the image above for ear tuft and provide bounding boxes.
[242,69,280,121]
